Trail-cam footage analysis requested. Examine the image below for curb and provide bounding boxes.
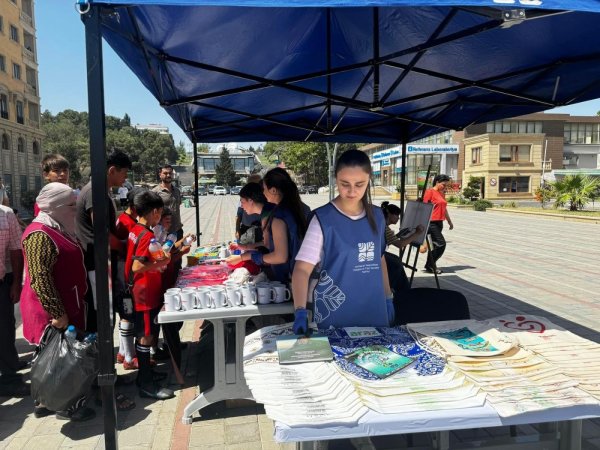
[484,208,600,224]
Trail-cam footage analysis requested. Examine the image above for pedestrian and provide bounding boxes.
[423,174,454,274]
[152,165,182,242]
[34,154,70,217]
[19,183,95,420]
[235,174,263,243]
[380,201,423,293]
[292,149,394,333]
[118,183,129,208]
[76,149,132,332]
[0,177,10,207]
[0,205,26,397]
[125,190,174,400]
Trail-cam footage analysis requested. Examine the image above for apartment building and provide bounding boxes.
[0,0,43,210]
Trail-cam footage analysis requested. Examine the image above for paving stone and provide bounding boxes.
[118,424,157,446]
[226,441,262,450]
[224,412,258,426]
[1,436,29,450]
[20,434,65,450]
[190,423,225,446]
[258,420,275,443]
[225,421,260,445]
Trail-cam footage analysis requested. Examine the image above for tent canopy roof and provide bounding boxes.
[89,0,600,143]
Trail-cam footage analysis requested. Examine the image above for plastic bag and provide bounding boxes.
[30,326,99,412]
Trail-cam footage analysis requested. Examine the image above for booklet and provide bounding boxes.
[344,327,382,339]
[345,345,416,379]
[276,334,334,365]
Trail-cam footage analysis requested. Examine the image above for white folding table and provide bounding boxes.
[158,303,294,423]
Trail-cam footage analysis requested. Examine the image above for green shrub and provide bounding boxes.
[503,201,517,208]
[447,195,457,203]
[473,199,493,211]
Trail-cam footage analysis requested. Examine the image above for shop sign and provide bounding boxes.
[490,178,497,186]
[372,147,401,161]
[407,144,459,154]
[381,159,391,167]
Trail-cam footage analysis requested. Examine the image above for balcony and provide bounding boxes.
[20,11,34,30]
[542,159,552,171]
[26,118,39,129]
[22,47,37,65]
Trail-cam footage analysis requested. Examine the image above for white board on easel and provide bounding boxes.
[398,201,434,247]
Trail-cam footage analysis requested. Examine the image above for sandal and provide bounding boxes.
[115,393,136,411]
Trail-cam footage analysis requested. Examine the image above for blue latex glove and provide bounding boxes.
[293,308,309,336]
[386,297,395,326]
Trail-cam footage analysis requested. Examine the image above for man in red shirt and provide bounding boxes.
[422,174,454,274]
[125,191,174,400]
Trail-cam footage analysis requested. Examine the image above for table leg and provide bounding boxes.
[432,430,450,450]
[181,317,254,423]
[558,420,581,450]
[296,441,329,450]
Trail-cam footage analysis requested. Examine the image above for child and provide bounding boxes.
[34,154,70,217]
[292,150,394,333]
[115,187,145,369]
[125,191,174,400]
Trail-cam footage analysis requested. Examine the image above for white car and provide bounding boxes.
[213,186,227,195]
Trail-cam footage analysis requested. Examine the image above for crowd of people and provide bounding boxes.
[0,146,457,425]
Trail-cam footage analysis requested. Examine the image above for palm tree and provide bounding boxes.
[550,174,600,211]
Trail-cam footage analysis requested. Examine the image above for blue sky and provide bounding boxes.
[36,1,600,151]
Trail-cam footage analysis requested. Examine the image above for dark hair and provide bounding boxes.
[263,168,307,239]
[107,150,132,170]
[127,186,146,209]
[134,191,163,217]
[41,154,70,173]
[239,182,267,204]
[335,150,377,232]
[161,207,173,218]
[159,164,173,172]
[381,201,401,219]
[433,174,451,186]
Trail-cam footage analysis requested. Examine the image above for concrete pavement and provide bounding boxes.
[2,193,600,449]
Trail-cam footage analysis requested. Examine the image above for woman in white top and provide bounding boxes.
[292,150,394,334]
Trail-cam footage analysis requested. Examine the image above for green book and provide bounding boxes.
[345,345,416,378]
[276,334,334,365]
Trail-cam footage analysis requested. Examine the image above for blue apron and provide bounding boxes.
[268,205,309,283]
[312,202,388,329]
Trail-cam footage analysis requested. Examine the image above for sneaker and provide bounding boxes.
[33,405,53,419]
[116,352,125,364]
[151,347,170,361]
[138,383,175,400]
[56,407,96,422]
[123,357,139,370]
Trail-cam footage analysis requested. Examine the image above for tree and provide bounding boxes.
[550,174,600,211]
[215,148,238,186]
[462,176,482,201]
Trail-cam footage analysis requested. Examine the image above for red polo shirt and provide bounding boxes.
[125,223,162,311]
[423,188,447,221]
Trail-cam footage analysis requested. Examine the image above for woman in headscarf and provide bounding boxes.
[20,182,94,421]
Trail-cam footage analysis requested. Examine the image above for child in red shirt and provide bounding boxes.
[125,191,174,400]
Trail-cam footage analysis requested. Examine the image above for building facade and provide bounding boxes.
[0,0,43,211]
[196,151,257,184]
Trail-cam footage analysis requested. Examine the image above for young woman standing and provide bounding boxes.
[292,150,394,334]
[423,174,454,274]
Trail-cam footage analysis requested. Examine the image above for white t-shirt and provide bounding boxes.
[118,186,128,200]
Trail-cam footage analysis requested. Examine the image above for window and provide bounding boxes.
[20,175,27,195]
[9,25,19,43]
[203,158,216,170]
[564,122,600,144]
[13,63,21,80]
[0,94,8,119]
[34,175,41,191]
[32,140,40,161]
[0,54,5,72]
[487,121,543,134]
[499,176,529,193]
[233,158,246,171]
[16,101,24,124]
[0,16,4,34]
[471,147,481,164]
[17,137,24,153]
[1,134,9,151]
[499,145,530,162]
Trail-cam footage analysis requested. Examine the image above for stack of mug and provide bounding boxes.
[163,281,291,312]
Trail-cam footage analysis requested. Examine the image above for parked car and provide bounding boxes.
[207,185,215,194]
[229,186,242,195]
[181,185,193,196]
[213,186,227,195]
[197,186,208,196]
[304,185,318,194]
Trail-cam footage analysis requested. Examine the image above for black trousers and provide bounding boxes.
[0,273,19,376]
[426,220,446,269]
[384,252,411,293]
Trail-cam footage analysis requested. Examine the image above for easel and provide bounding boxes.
[399,165,441,289]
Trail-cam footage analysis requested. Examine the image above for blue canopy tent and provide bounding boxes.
[79,1,600,447]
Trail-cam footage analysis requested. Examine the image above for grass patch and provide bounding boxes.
[499,207,600,217]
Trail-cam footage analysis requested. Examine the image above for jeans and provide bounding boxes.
[426,220,446,269]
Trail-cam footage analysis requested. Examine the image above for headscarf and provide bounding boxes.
[33,182,78,242]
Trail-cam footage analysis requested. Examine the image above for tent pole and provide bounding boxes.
[193,142,201,242]
[400,141,407,220]
[327,143,333,202]
[82,6,118,450]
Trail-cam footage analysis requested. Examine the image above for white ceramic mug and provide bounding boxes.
[226,286,243,306]
[272,284,291,303]
[256,284,275,305]
[181,288,199,310]
[240,285,257,305]
[196,287,213,309]
[164,292,182,312]
[210,287,228,308]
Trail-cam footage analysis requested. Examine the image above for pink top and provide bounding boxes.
[295,201,365,266]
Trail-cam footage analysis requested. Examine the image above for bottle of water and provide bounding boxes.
[162,233,177,253]
[183,235,194,246]
[83,332,97,344]
[64,325,77,341]
[149,238,165,261]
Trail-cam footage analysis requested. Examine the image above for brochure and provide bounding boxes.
[276,334,334,365]
[345,345,416,379]
[344,327,382,339]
